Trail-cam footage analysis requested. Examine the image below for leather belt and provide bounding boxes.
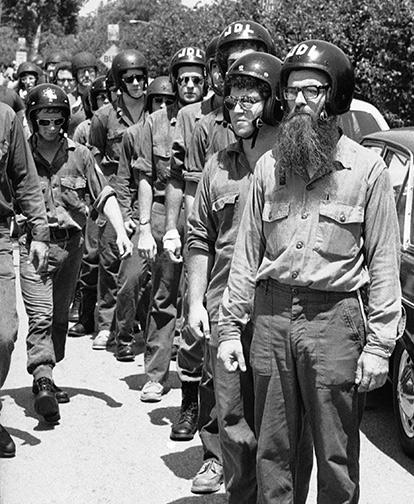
[49,227,81,242]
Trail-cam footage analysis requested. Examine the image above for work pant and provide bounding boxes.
[97,220,120,332]
[144,201,183,384]
[78,213,99,330]
[253,279,366,504]
[210,322,255,503]
[0,225,18,392]
[115,225,151,344]
[19,231,83,380]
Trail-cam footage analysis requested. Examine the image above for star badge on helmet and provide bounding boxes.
[42,87,58,103]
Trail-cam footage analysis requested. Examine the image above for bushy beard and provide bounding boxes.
[273,112,339,182]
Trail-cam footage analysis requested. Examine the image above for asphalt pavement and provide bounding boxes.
[0,250,414,503]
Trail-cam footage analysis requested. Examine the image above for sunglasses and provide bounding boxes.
[37,118,65,127]
[176,75,204,86]
[283,85,329,101]
[122,74,145,84]
[57,78,75,84]
[153,97,175,105]
[224,95,263,111]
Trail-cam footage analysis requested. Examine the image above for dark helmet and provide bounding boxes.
[280,40,354,115]
[31,53,45,69]
[26,83,71,132]
[111,49,148,91]
[45,51,70,68]
[224,52,283,126]
[17,61,41,80]
[72,51,98,76]
[53,61,73,80]
[169,46,207,94]
[146,76,175,113]
[205,36,219,70]
[216,20,276,77]
[89,75,108,111]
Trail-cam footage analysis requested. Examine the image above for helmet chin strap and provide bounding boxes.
[228,116,263,149]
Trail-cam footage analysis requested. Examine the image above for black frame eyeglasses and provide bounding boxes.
[283,85,329,101]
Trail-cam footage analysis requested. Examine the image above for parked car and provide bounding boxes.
[361,127,414,458]
[339,98,389,142]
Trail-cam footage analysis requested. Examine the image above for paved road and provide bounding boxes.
[0,251,414,503]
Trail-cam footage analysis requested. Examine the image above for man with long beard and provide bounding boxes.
[217,40,403,503]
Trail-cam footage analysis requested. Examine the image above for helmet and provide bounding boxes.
[26,83,71,132]
[224,52,283,126]
[281,40,354,115]
[111,49,148,92]
[205,36,219,70]
[169,46,207,94]
[31,53,45,68]
[17,61,41,80]
[89,75,108,111]
[216,20,275,77]
[72,51,98,76]
[146,76,175,113]
[45,51,70,68]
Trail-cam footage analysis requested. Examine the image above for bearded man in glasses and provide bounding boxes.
[218,40,402,503]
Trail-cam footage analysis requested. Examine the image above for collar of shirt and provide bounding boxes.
[226,139,252,174]
[30,134,75,172]
[115,95,146,127]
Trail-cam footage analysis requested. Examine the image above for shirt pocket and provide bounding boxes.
[261,200,290,259]
[212,192,239,234]
[314,201,364,259]
[60,175,87,211]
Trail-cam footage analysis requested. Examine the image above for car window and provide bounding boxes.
[339,111,383,142]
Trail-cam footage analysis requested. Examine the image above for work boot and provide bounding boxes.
[68,287,81,323]
[115,342,135,362]
[33,377,60,424]
[170,381,199,441]
[0,425,15,458]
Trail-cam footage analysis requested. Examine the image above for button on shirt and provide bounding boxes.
[136,102,179,199]
[0,103,49,242]
[188,141,253,323]
[30,135,115,230]
[169,95,218,182]
[186,107,236,184]
[219,135,402,358]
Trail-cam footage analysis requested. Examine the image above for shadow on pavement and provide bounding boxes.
[148,405,180,426]
[166,496,227,504]
[0,385,122,424]
[121,371,182,392]
[162,445,204,479]
[2,426,41,447]
[360,382,414,475]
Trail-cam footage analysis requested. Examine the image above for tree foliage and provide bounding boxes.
[1,0,412,126]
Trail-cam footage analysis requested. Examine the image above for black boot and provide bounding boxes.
[170,381,199,441]
[33,377,60,424]
[0,425,15,458]
[68,286,81,323]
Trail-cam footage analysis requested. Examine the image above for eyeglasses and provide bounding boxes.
[224,95,263,111]
[153,97,175,106]
[37,118,65,127]
[176,75,204,86]
[122,74,145,84]
[283,85,329,101]
[57,78,75,84]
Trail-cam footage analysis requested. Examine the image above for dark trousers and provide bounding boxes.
[144,202,183,384]
[210,322,256,503]
[0,226,18,391]
[19,231,83,379]
[116,226,151,343]
[98,221,120,332]
[78,213,99,330]
[253,279,366,504]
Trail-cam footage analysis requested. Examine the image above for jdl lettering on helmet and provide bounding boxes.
[177,47,203,59]
[286,43,319,59]
[223,23,255,38]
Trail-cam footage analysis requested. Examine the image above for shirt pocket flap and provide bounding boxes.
[262,201,290,222]
[60,176,87,190]
[212,193,239,212]
[319,202,364,224]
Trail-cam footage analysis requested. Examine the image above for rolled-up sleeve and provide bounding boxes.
[185,119,207,185]
[218,162,266,342]
[8,113,49,242]
[169,110,185,182]
[116,128,138,220]
[187,160,217,255]
[363,162,402,358]
[89,114,107,158]
[83,148,115,213]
